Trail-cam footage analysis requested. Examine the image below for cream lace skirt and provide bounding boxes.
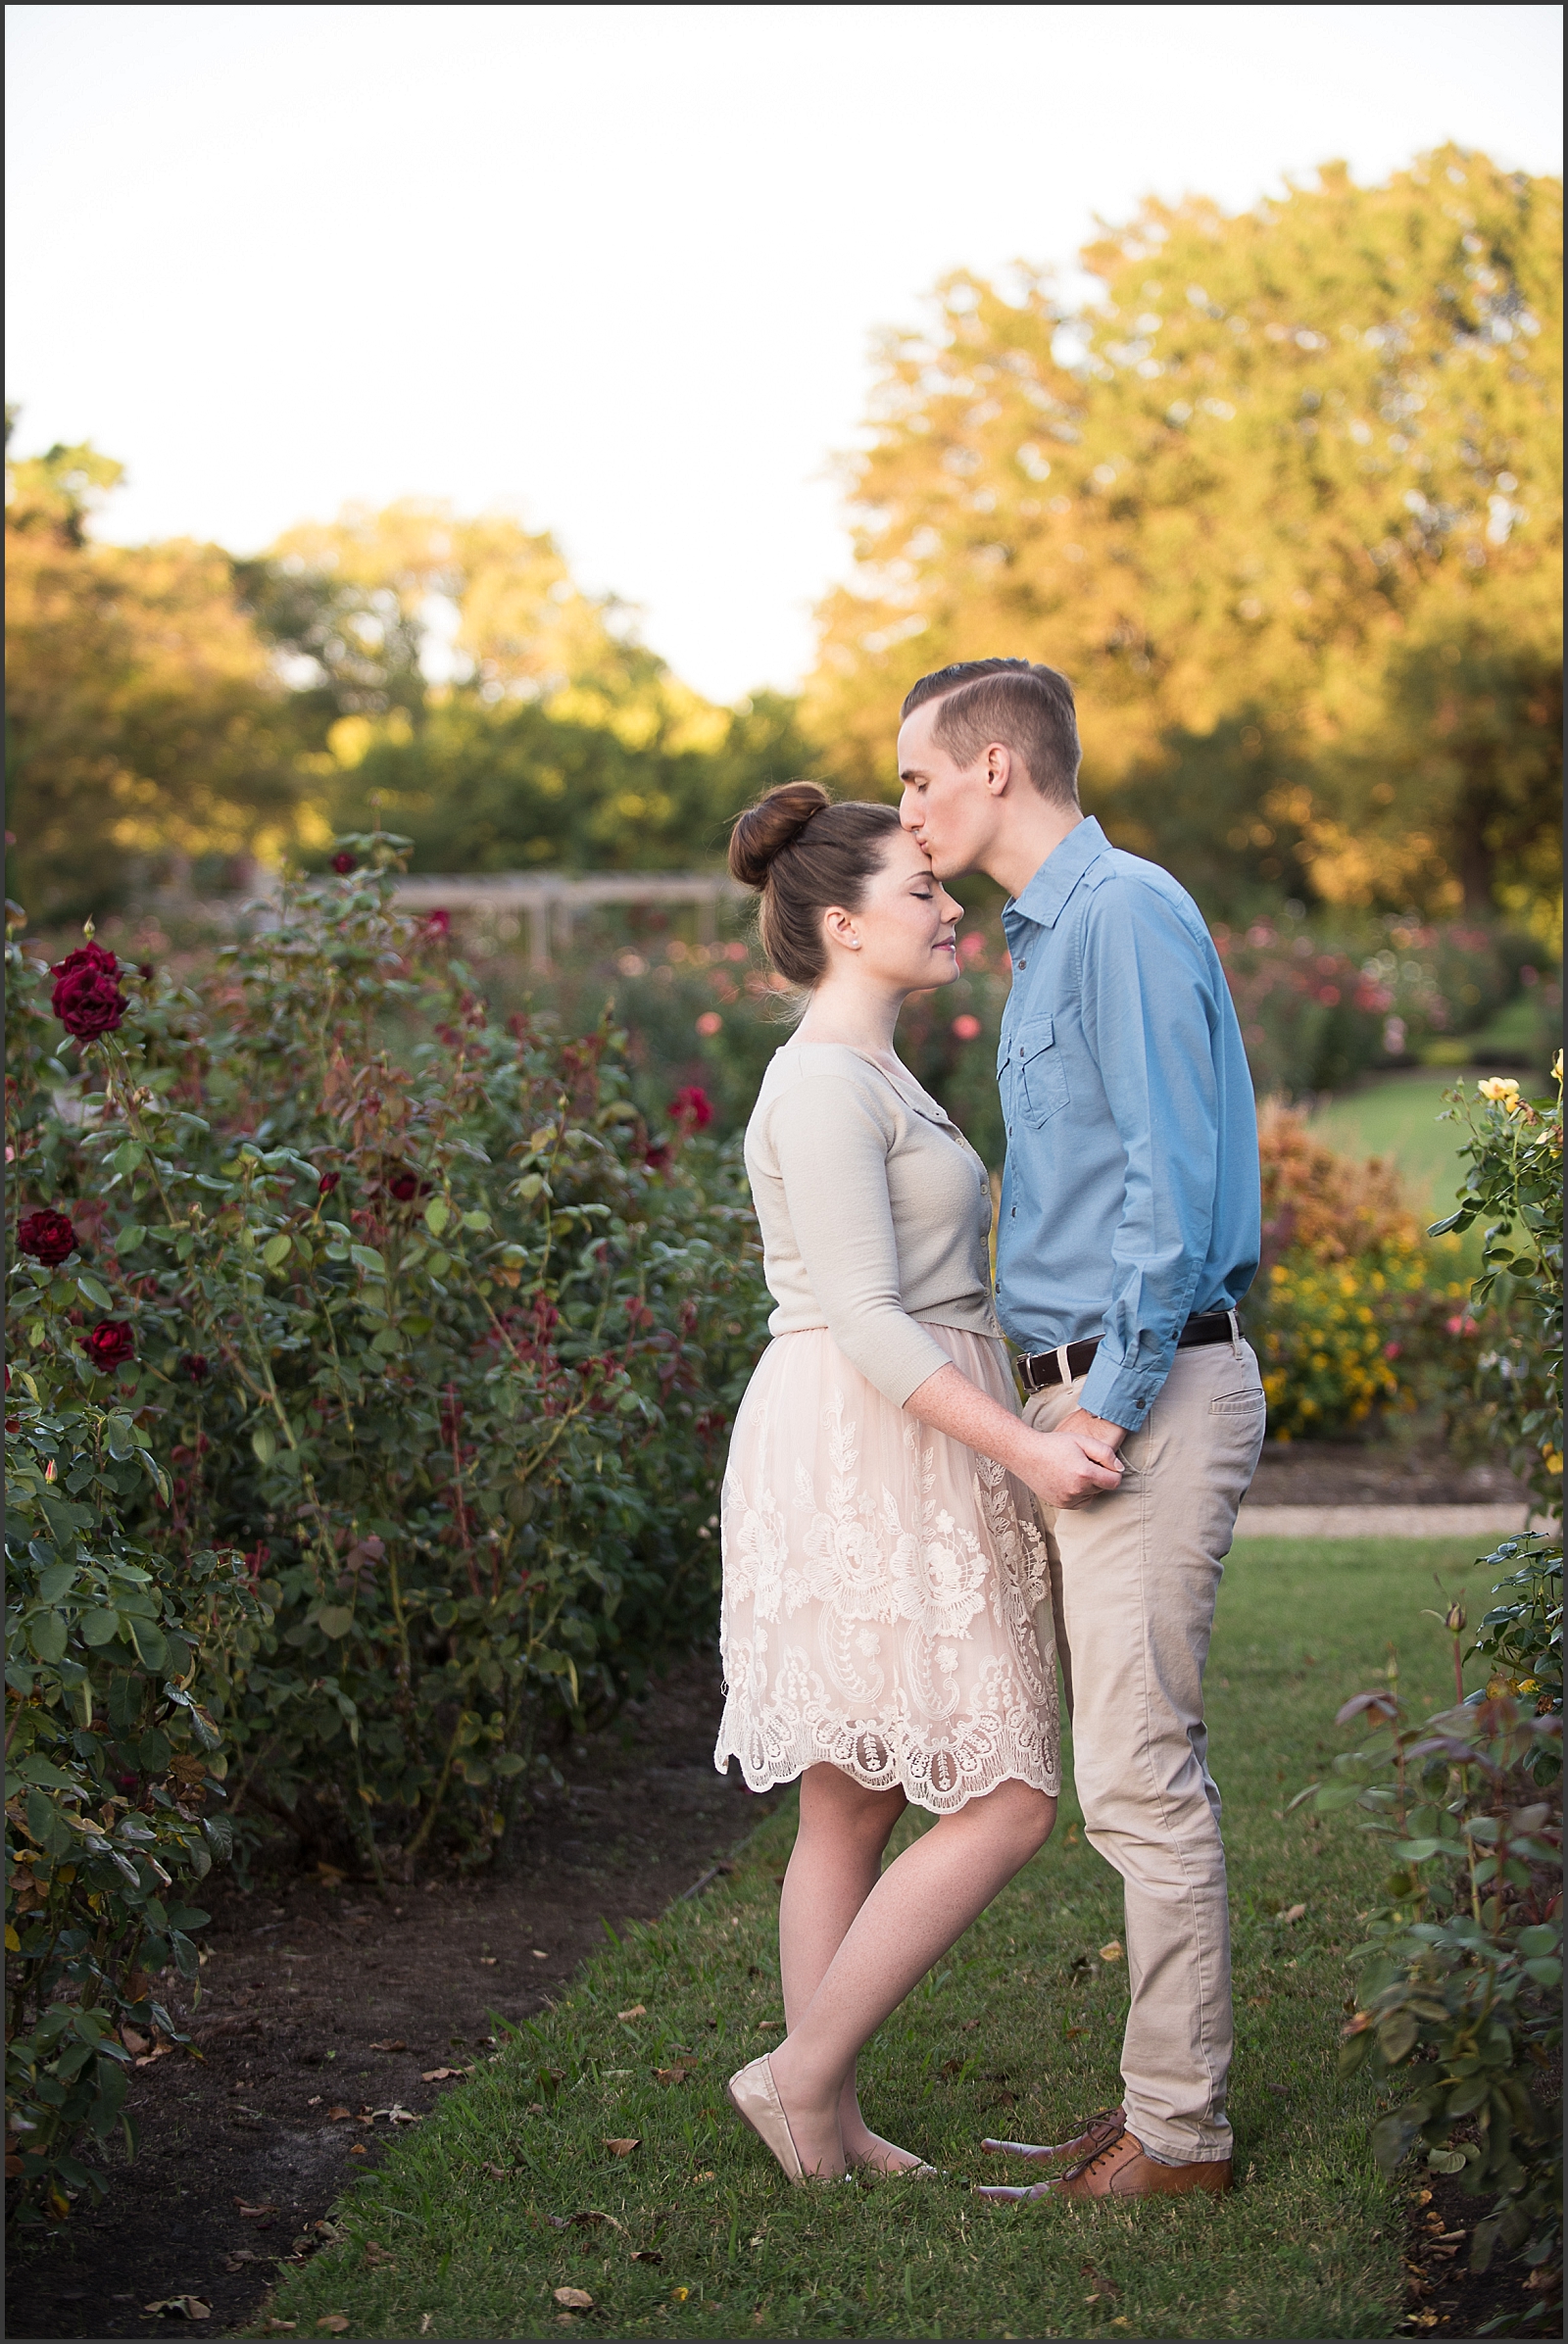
[713,1325,1059,1813]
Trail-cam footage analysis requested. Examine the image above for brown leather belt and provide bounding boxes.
[1016,1310,1242,1395]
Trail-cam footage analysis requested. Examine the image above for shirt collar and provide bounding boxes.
[1006,815,1110,931]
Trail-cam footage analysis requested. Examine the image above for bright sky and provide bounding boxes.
[6,2,1563,703]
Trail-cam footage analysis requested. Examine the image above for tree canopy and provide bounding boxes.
[806,147,1561,923]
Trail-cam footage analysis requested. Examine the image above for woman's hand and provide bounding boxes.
[904,1364,1124,1508]
[1017,1425,1125,1512]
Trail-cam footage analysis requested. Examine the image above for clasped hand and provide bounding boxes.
[1020,1423,1125,1511]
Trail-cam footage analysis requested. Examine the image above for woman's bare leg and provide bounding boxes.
[768,1777,1055,2176]
[777,1765,914,2171]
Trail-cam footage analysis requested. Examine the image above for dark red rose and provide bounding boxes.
[669,1085,713,1129]
[423,908,452,938]
[18,1209,77,1265]
[387,1168,419,1202]
[331,852,358,875]
[644,1143,672,1172]
[83,1320,136,1370]
[181,1352,210,1383]
[51,944,127,1040]
[138,962,155,980]
[318,1171,341,1196]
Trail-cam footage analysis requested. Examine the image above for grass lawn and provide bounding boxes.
[253,1537,1488,2342]
[1308,1073,1474,1228]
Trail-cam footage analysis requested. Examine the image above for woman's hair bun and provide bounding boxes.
[727,781,832,890]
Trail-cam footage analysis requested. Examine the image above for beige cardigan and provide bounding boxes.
[743,1041,1002,1406]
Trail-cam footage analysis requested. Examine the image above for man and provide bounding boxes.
[898,657,1264,2201]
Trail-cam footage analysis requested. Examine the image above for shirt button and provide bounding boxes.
[1017,958,1026,968]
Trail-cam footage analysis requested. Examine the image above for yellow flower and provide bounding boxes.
[1553,1048,1562,1087]
[1478,1076,1521,1106]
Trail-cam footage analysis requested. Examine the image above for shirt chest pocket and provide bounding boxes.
[1004,1015,1069,1130]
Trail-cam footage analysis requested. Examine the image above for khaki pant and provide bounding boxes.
[1024,1338,1265,2164]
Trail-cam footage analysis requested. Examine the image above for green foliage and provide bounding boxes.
[1312,1062,1563,2289]
[1314,1646,1561,2285]
[314,688,813,875]
[1432,1069,1564,1513]
[1472,1535,1563,1775]
[6,854,769,1893]
[5,1219,263,2215]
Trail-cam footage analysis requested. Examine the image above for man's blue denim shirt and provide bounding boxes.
[996,816,1261,1431]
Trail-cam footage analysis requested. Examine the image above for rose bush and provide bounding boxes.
[7,842,769,1898]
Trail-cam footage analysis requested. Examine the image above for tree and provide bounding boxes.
[5,425,307,922]
[804,147,1562,921]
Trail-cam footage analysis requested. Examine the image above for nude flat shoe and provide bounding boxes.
[726,2054,807,2183]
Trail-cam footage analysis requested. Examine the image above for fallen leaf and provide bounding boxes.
[236,2201,278,2218]
[420,2066,472,2081]
[961,2017,981,2032]
[1281,1903,1307,1925]
[318,2320,350,2336]
[348,2143,368,2156]
[419,2320,433,2337]
[670,2286,691,2302]
[143,2302,213,2321]
[368,2038,407,2053]
[631,2249,663,2266]
[691,2170,715,2182]
[121,2027,151,2056]
[1063,2025,1087,2040]
[478,1955,498,1966]
[483,2162,509,2178]
[603,2136,641,2156]
[617,2004,647,2021]
[755,2019,784,2032]
[532,1948,548,1959]
[554,2288,594,2310]
[326,2106,353,2122]
[1099,1940,1124,1963]
[307,2095,323,2107]
[363,2241,396,2267]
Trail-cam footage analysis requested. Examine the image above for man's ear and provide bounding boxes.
[985,743,1014,796]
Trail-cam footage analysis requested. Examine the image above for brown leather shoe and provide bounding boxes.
[979,2105,1127,2168]
[977,2123,1231,2204]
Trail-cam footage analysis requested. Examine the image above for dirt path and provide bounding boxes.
[6,1659,777,2341]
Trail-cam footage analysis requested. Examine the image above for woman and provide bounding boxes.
[714,783,1124,2182]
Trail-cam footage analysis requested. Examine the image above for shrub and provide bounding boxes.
[5,850,769,1891]
[1432,1068,1564,1517]
[1250,1102,1470,1439]
[1313,1585,1561,2289]
[5,1058,264,2214]
[1310,1059,1562,2299]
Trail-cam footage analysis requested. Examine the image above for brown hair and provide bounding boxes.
[728,782,902,988]
[902,658,1082,806]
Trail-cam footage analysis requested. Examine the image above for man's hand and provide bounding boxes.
[1055,1404,1129,1455]
[1019,1427,1125,1512]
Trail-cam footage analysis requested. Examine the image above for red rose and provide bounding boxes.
[83,1320,136,1370]
[181,1352,211,1383]
[387,1168,420,1202]
[18,1209,77,1265]
[331,852,358,875]
[423,908,452,938]
[51,944,127,1040]
[669,1085,713,1129]
[644,1143,673,1172]
[318,1171,341,1196]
